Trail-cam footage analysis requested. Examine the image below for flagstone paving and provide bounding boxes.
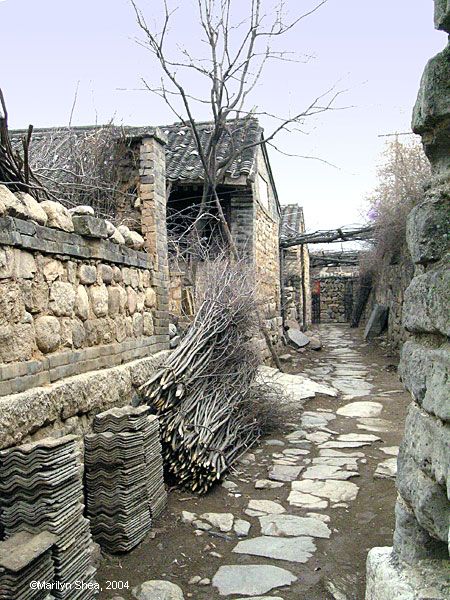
[96,325,411,600]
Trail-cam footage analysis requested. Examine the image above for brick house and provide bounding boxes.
[12,117,283,349]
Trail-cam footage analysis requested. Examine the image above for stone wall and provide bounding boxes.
[367,244,414,351]
[312,274,356,324]
[253,201,282,347]
[366,3,450,597]
[282,245,311,329]
[0,132,171,448]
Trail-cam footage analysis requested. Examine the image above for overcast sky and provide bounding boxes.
[0,0,446,231]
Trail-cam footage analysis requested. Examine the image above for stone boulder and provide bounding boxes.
[0,185,30,220]
[132,580,184,600]
[35,315,61,353]
[15,192,48,225]
[108,224,126,245]
[69,205,95,216]
[72,215,108,239]
[286,327,310,349]
[118,225,145,250]
[307,335,322,350]
[40,201,74,232]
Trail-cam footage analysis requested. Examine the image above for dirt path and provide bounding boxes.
[96,324,410,600]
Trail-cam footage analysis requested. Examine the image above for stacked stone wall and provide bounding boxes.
[368,244,414,351]
[283,245,311,329]
[366,3,450,596]
[312,275,356,323]
[0,133,171,451]
[253,201,282,347]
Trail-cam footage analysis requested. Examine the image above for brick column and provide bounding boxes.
[139,131,170,342]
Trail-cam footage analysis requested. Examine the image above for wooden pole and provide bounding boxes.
[300,243,307,332]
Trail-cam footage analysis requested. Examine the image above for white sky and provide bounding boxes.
[0,0,446,232]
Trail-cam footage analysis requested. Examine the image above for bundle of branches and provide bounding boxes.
[0,89,48,199]
[140,260,270,494]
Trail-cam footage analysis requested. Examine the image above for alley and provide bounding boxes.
[97,325,411,600]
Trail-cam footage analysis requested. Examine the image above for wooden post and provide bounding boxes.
[300,243,307,332]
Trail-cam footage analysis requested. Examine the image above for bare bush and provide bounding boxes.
[366,137,431,263]
[23,125,136,219]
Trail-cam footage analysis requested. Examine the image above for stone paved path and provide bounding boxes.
[97,325,411,600]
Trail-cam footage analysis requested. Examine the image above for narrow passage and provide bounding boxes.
[97,325,410,600]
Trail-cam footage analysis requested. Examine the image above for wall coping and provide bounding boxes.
[0,216,152,269]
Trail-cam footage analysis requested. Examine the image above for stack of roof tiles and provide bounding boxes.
[85,406,166,553]
[0,436,97,600]
[0,531,56,600]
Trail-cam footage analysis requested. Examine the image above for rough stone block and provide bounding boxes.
[144,287,157,308]
[75,285,90,321]
[366,546,449,600]
[40,200,74,232]
[49,281,76,317]
[99,263,113,284]
[89,284,108,317]
[72,215,108,238]
[403,267,450,336]
[0,323,35,363]
[0,247,15,279]
[34,316,61,354]
[78,264,97,285]
[132,313,144,337]
[396,450,449,542]
[393,496,448,563]
[0,185,30,220]
[401,402,450,486]
[20,277,49,315]
[0,281,25,326]
[399,340,450,421]
[434,0,450,32]
[412,45,450,170]
[127,287,138,314]
[42,258,65,282]
[115,315,128,343]
[406,190,450,265]
[14,192,48,225]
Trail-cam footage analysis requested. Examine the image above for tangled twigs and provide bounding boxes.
[140,259,277,494]
[0,88,49,199]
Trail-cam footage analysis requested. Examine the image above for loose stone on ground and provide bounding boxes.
[336,401,383,418]
[233,535,316,563]
[268,464,304,482]
[374,458,397,479]
[291,479,359,505]
[212,564,297,596]
[245,499,286,517]
[132,580,184,600]
[259,514,331,538]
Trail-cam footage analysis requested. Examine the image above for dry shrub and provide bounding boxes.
[366,137,431,265]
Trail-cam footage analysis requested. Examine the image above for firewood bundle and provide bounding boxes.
[141,261,264,494]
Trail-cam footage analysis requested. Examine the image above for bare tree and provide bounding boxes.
[130,0,342,257]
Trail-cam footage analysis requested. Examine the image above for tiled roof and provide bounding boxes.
[280,204,305,238]
[161,118,262,182]
[9,117,263,184]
